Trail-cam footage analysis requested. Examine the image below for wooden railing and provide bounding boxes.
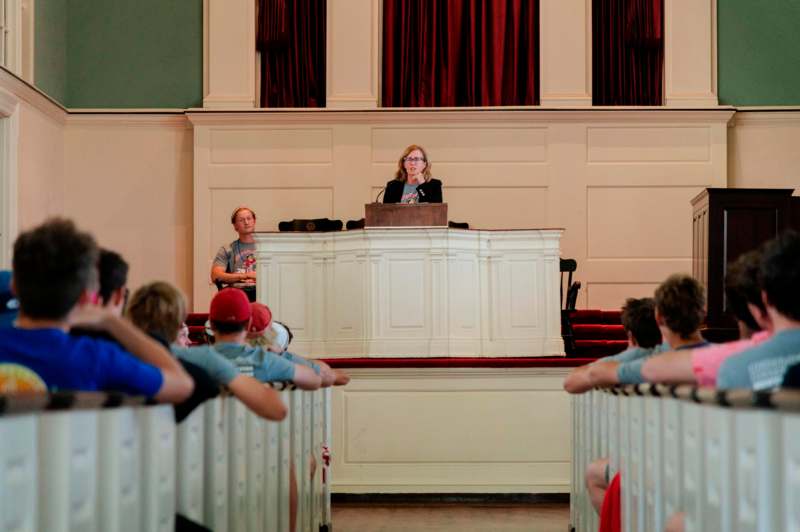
[571,384,800,532]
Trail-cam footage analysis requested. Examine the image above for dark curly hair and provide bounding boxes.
[760,231,800,321]
[654,274,706,339]
[620,297,661,348]
[97,249,129,306]
[12,218,98,320]
[724,249,764,332]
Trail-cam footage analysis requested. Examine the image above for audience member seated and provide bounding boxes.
[582,274,707,516]
[587,274,708,388]
[641,249,772,386]
[563,297,661,394]
[128,282,287,421]
[70,248,129,340]
[717,231,800,390]
[200,289,322,390]
[126,281,225,423]
[250,310,350,387]
[0,219,193,402]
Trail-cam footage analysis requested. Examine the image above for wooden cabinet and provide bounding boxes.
[691,188,794,330]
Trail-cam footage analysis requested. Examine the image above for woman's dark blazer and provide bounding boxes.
[383,178,443,204]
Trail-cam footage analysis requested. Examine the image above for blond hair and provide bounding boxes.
[394,144,432,182]
[126,281,187,343]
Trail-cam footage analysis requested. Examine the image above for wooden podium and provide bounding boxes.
[364,203,448,227]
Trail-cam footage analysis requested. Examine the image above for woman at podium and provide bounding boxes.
[383,145,443,204]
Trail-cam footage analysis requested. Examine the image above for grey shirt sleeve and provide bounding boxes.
[253,351,297,383]
[282,351,321,374]
[617,358,647,385]
[212,245,230,269]
[172,346,240,385]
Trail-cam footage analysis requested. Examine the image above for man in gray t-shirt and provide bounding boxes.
[717,232,800,390]
[211,206,258,301]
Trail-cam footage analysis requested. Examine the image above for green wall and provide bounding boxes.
[34,0,68,105]
[65,0,202,108]
[718,0,800,106]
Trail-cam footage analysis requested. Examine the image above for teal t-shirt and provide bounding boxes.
[400,183,419,204]
[616,341,708,385]
[717,329,800,390]
[172,345,239,385]
[213,342,297,383]
[281,351,321,375]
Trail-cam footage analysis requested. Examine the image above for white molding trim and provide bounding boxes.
[731,109,800,127]
[186,108,736,126]
[540,96,594,107]
[0,87,20,268]
[65,113,189,128]
[0,67,66,124]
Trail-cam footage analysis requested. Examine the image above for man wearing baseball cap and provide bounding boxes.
[204,288,321,390]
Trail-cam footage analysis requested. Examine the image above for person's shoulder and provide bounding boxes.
[428,178,442,186]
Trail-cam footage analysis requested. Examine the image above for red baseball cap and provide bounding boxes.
[209,288,251,323]
[247,302,273,338]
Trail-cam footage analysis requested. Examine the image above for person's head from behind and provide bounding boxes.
[725,249,769,338]
[267,320,294,353]
[395,144,432,183]
[230,206,256,239]
[246,302,273,346]
[12,218,98,322]
[209,288,251,339]
[97,249,129,316]
[620,297,661,348]
[126,281,186,344]
[654,274,706,344]
[759,231,800,325]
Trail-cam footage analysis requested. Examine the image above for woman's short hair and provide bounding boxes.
[126,281,187,344]
[394,144,432,182]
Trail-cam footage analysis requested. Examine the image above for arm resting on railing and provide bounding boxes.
[641,350,696,384]
[227,375,287,420]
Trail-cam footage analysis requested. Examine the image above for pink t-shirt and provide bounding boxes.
[692,331,772,386]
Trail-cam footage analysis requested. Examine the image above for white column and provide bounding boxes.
[664,0,718,107]
[326,0,380,109]
[203,0,256,109]
[539,0,592,107]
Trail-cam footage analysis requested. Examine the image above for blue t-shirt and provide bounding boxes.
[172,345,240,386]
[617,340,709,384]
[0,327,163,396]
[717,329,800,390]
[213,342,296,383]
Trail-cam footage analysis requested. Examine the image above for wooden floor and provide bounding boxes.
[331,502,570,532]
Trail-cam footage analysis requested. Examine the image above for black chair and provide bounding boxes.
[560,258,580,355]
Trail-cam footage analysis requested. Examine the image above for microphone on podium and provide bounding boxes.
[374,186,387,203]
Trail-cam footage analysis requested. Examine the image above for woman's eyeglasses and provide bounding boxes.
[404,156,426,163]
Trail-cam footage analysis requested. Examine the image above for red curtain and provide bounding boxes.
[382,0,539,107]
[593,0,663,106]
[257,0,326,108]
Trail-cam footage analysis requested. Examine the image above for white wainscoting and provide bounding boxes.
[255,228,563,358]
[330,366,572,494]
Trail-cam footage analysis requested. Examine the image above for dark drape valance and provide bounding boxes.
[593,0,664,106]
[382,0,539,107]
[257,0,326,108]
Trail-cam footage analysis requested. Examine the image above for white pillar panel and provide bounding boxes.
[664,0,718,107]
[327,0,380,109]
[203,0,257,108]
[539,0,592,107]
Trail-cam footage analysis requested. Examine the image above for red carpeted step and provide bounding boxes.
[187,325,207,345]
[186,313,209,326]
[572,324,627,340]
[569,310,622,325]
[573,339,628,358]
